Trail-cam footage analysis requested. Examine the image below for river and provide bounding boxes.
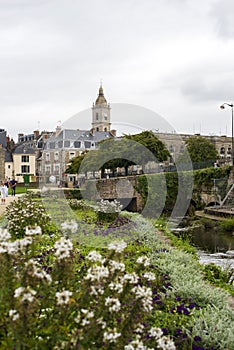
[172,220,234,269]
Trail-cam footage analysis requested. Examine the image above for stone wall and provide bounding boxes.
[0,145,6,181]
[94,176,144,212]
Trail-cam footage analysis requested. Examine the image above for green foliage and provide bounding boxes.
[65,131,170,177]
[124,130,170,162]
[202,263,234,295]
[64,188,83,199]
[193,165,231,188]
[220,218,234,231]
[65,150,89,174]
[184,136,218,164]
[5,193,52,238]
[135,167,231,214]
[1,196,234,349]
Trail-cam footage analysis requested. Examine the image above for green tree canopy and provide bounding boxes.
[65,131,170,176]
[184,136,218,164]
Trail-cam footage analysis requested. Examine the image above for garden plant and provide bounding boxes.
[0,194,233,349]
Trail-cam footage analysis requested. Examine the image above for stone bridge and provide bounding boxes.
[85,175,219,212]
[94,176,144,212]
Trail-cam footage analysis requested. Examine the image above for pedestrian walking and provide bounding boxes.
[10,178,17,196]
[4,178,9,197]
[1,181,7,204]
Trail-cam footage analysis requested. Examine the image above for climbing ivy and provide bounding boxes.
[135,165,231,215]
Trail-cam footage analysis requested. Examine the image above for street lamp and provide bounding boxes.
[220,102,234,166]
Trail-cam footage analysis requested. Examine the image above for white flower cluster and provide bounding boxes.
[0,235,32,255]
[56,289,72,306]
[25,259,52,284]
[108,240,127,253]
[105,297,121,312]
[124,331,176,350]
[61,221,78,234]
[85,265,109,282]
[14,286,36,303]
[9,309,20,322]
[96,199,123,213]
[54,237,73,261]
[136,256,151,267]
[25,226,42,236]
[87,250,105,264]
[142,272,156,281]
[109,259,125,272]
[132,285,153,312]
[0,228,11,241]
[103,328,121,343]
[80,309,95,326]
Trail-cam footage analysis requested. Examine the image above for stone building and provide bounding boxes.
[40,85,116,185]
[0,129,7,181]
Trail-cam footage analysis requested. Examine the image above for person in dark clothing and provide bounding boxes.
[10,179,17,196]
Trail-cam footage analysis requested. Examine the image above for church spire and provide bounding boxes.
[95,83,107,106]
[92,83,111,132]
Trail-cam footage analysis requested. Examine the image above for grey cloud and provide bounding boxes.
[180,75,234,102]
[209,0,234,39]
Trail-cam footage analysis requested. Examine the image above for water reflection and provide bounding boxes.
[188,224,234,268]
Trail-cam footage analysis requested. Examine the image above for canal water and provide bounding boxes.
[172,221,234,269]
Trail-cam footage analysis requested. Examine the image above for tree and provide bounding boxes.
[183,136,218,165]
[65,131,170,177]
[124,130,170,163]
[65,151,89,174]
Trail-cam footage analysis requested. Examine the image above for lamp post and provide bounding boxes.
[220,103,234,166]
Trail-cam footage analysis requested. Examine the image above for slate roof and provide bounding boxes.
[13,143,35,155]
[5,150,13,162]
[46,129,113,148]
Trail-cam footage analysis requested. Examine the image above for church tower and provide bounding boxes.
[92,84,111,132]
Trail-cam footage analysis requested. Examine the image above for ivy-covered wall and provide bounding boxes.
[135,165,231,215]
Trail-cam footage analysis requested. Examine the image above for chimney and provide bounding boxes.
[55,125,62,135]
[110,129,116,137]
[18,133,24,143]
[34,130,39,138]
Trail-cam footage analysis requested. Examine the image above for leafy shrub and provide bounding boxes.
[5,193,52,238]
[220,218,234,232]
[0,229,176,349]
[95,199,123,222]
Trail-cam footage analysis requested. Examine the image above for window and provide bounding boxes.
[64,140,70,148]
[54,165,60,174]
[8,165,11,169]
[50,142,55,149]
[96,113,98,120]
[96,127,99,131]
[21,165,30,173]
[54,152,59,161]
[104,127,107,132]
[169,145,174,153]
[74,141,81,148]
[84,141,91,148]
[45,165,51,174]
[58,141,63,148]
[21,155,29,162]
[220,147,225,155]
[46,153,50,161]
[227,147,232,155]
[69,152,75,160]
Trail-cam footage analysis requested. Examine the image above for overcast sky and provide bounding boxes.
[1,0,234,140]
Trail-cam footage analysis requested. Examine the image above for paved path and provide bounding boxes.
[0,195,20,218]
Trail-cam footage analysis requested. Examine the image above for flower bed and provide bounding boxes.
[0,194,233,349]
